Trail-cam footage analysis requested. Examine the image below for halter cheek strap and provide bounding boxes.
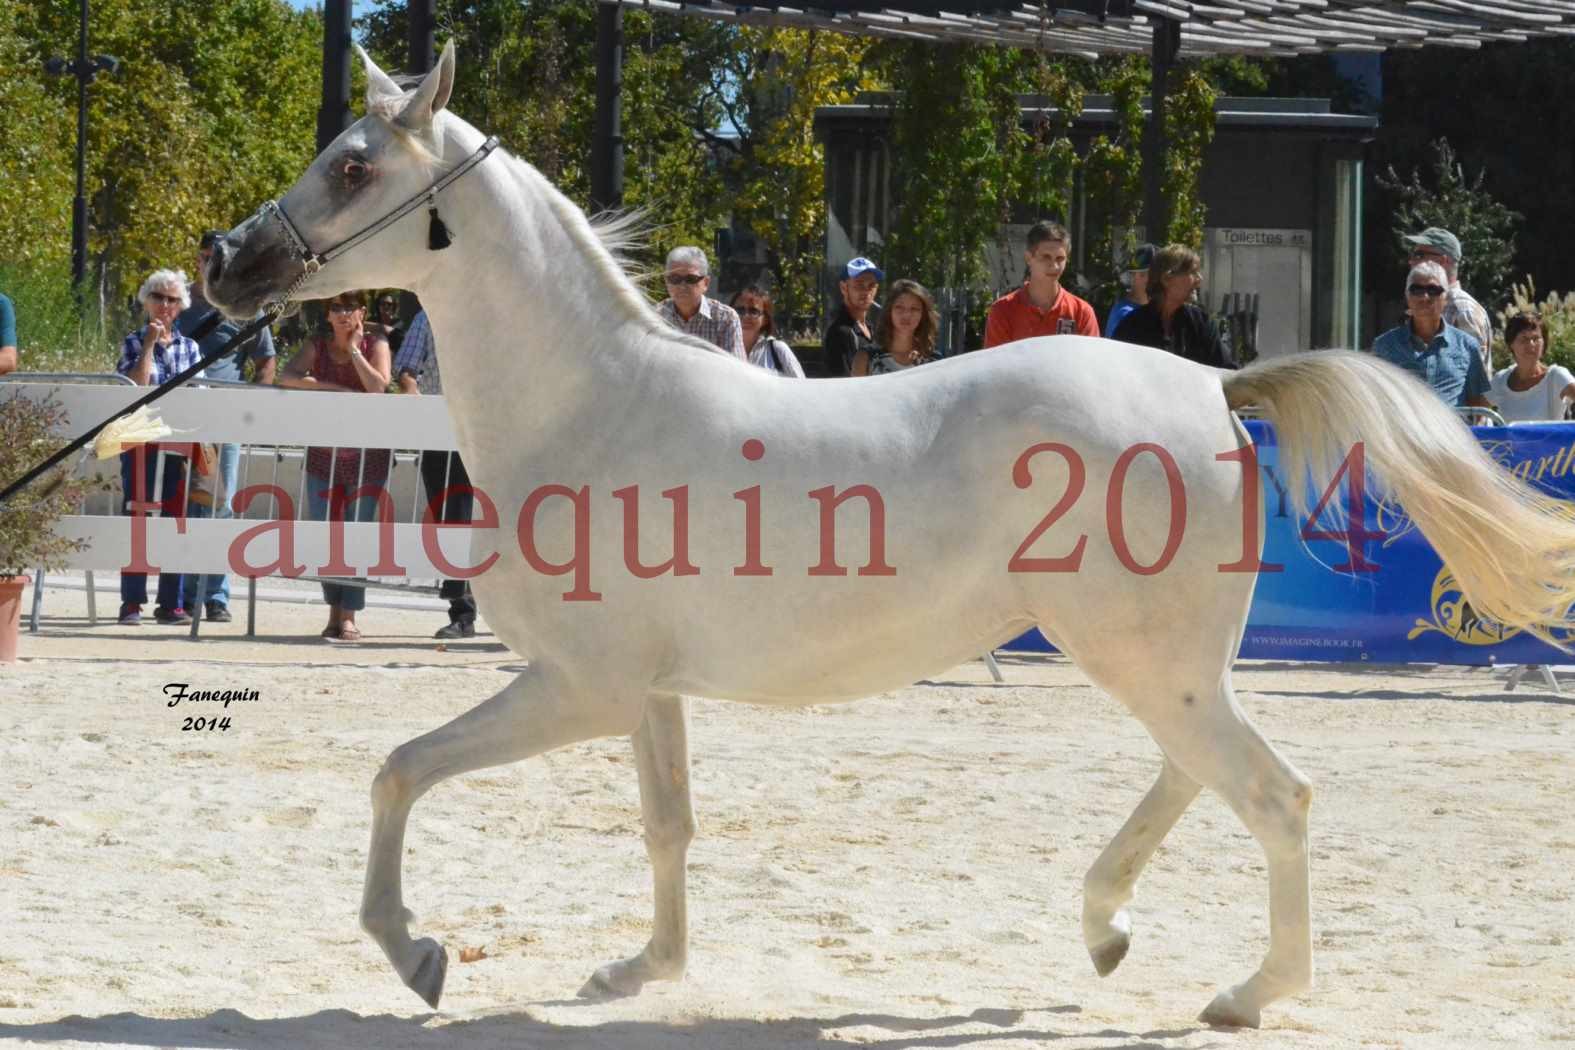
[262,134,500,312]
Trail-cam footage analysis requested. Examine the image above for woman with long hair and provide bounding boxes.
[278,289,393,641]
[861,278,939,375]
[1111,244,1236,369]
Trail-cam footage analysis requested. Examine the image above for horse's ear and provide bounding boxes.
[394,40,456,136]
[356,45,402,107]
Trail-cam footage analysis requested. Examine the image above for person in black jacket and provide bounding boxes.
[1112,244,1237,370]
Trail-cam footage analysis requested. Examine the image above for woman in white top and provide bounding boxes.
[1490,313,1575,422]
[864,278,940,375]
[731,285,805,378]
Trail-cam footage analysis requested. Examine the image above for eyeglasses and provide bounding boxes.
[1407,284,1446,299]
[734,306,765,317]
[665,273,705,286]
[1408,248,1447,260]
[328,303,361,314]
[147,292,182,307]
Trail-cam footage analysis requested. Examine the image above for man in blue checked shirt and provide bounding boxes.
[114,268,205,627]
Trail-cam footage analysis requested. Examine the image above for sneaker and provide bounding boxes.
[154,606,192,625]
[204,601,232,623]
[118,603,143,626]
[434,620,476,640]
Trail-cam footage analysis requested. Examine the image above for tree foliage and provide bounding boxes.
[711,27,876,324]
[1376,138,1522,311]
[2,0,321,355]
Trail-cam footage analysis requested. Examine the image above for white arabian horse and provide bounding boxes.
[206,44,1575,1028]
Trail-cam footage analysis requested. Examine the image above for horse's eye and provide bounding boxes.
[344,159,370,185]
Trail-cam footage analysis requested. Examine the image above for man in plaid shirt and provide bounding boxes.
[655,246,745,360]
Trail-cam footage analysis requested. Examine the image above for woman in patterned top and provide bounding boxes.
[115,269,204,626]
[866,279,939,375]
[278,289,392,641]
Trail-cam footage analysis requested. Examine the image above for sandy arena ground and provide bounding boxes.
[0,579,1572,1049]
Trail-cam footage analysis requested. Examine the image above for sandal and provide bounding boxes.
[320,624,340,639]
[335,622,363,642]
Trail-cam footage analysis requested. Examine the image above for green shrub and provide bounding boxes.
[0,260,127,376]
[0,392,102,576]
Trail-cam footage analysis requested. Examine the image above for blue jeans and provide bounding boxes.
[119,447,186,610]
[182,442,240,610]
[305,475,386,613]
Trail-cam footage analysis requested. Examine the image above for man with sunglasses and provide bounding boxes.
[656,246,745,360]
[1403,227,1492,369]
[1371,259,1491,410]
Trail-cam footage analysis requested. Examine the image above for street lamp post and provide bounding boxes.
[43,0,120,301]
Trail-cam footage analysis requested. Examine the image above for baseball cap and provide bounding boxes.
[842,256,884,282]
[1128,242,1157,271]
[1403,227,1462,262]
[198,229,225,250]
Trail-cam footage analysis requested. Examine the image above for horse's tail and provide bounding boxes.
[1222,350,1575,647]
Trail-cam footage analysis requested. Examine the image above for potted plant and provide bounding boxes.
[0,390,97,663]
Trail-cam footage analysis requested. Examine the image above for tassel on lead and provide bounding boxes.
[428,193,452,250]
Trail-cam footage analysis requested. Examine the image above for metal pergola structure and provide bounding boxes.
[584,0,1575,238]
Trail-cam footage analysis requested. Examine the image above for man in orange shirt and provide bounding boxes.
[983,221,1100,348]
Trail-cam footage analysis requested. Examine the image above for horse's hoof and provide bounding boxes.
[406,938,448,1009]
[578,960,643,1000]
[1199,989,1261,1029]
[1088,933,1131,978]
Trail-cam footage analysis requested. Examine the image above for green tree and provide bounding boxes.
[4,0,321,347]
[710,27,876,325]
[360,0,732,287]
[1376,138,1522,312]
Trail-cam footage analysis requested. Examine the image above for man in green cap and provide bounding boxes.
[1404,226,1492,369]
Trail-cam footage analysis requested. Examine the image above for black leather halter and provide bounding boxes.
[260,135,500,311]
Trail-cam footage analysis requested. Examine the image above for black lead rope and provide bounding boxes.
[0,310,276,511]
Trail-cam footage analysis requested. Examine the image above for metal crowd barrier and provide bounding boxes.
[5,380,466,640]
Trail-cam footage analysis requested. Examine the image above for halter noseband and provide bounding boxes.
[260,134,500,313]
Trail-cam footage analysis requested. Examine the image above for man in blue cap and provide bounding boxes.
[822,256,882,377]
[1404,227,1492,369]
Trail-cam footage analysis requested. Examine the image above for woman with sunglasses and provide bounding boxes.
[113,269,205,626]
[1489,313,1575,422]
[730,285,804,377]
[1370,260,1491,410]
[1111,244,1236,369]
[279,289,393,641]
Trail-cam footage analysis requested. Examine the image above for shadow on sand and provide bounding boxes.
[0,1004,1218,1050]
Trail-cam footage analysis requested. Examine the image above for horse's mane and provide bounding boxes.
[498,151,733,358]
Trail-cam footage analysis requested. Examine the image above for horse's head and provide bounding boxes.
[206,42,466,318]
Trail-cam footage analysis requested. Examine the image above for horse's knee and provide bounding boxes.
[645,808,696,859]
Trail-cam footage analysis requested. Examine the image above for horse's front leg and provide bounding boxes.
[360,663,644,1008]
[581,693,696,998]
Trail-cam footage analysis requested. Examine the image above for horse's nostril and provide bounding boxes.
[207,243,226,285]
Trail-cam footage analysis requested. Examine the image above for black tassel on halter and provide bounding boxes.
[427,204,452,250]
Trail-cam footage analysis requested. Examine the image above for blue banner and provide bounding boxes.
[1004,420,1575,665]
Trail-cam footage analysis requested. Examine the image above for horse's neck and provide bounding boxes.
[416,144,667,453]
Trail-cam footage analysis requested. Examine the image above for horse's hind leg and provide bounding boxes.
[360,662,644,1008]
[581,692,696,998]
[1082,757,1201,978]
[1095,665,1313,1028]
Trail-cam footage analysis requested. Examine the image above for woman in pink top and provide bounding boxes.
[278,290,392,641]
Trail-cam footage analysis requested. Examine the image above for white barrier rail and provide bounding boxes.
[5,379,497,580]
